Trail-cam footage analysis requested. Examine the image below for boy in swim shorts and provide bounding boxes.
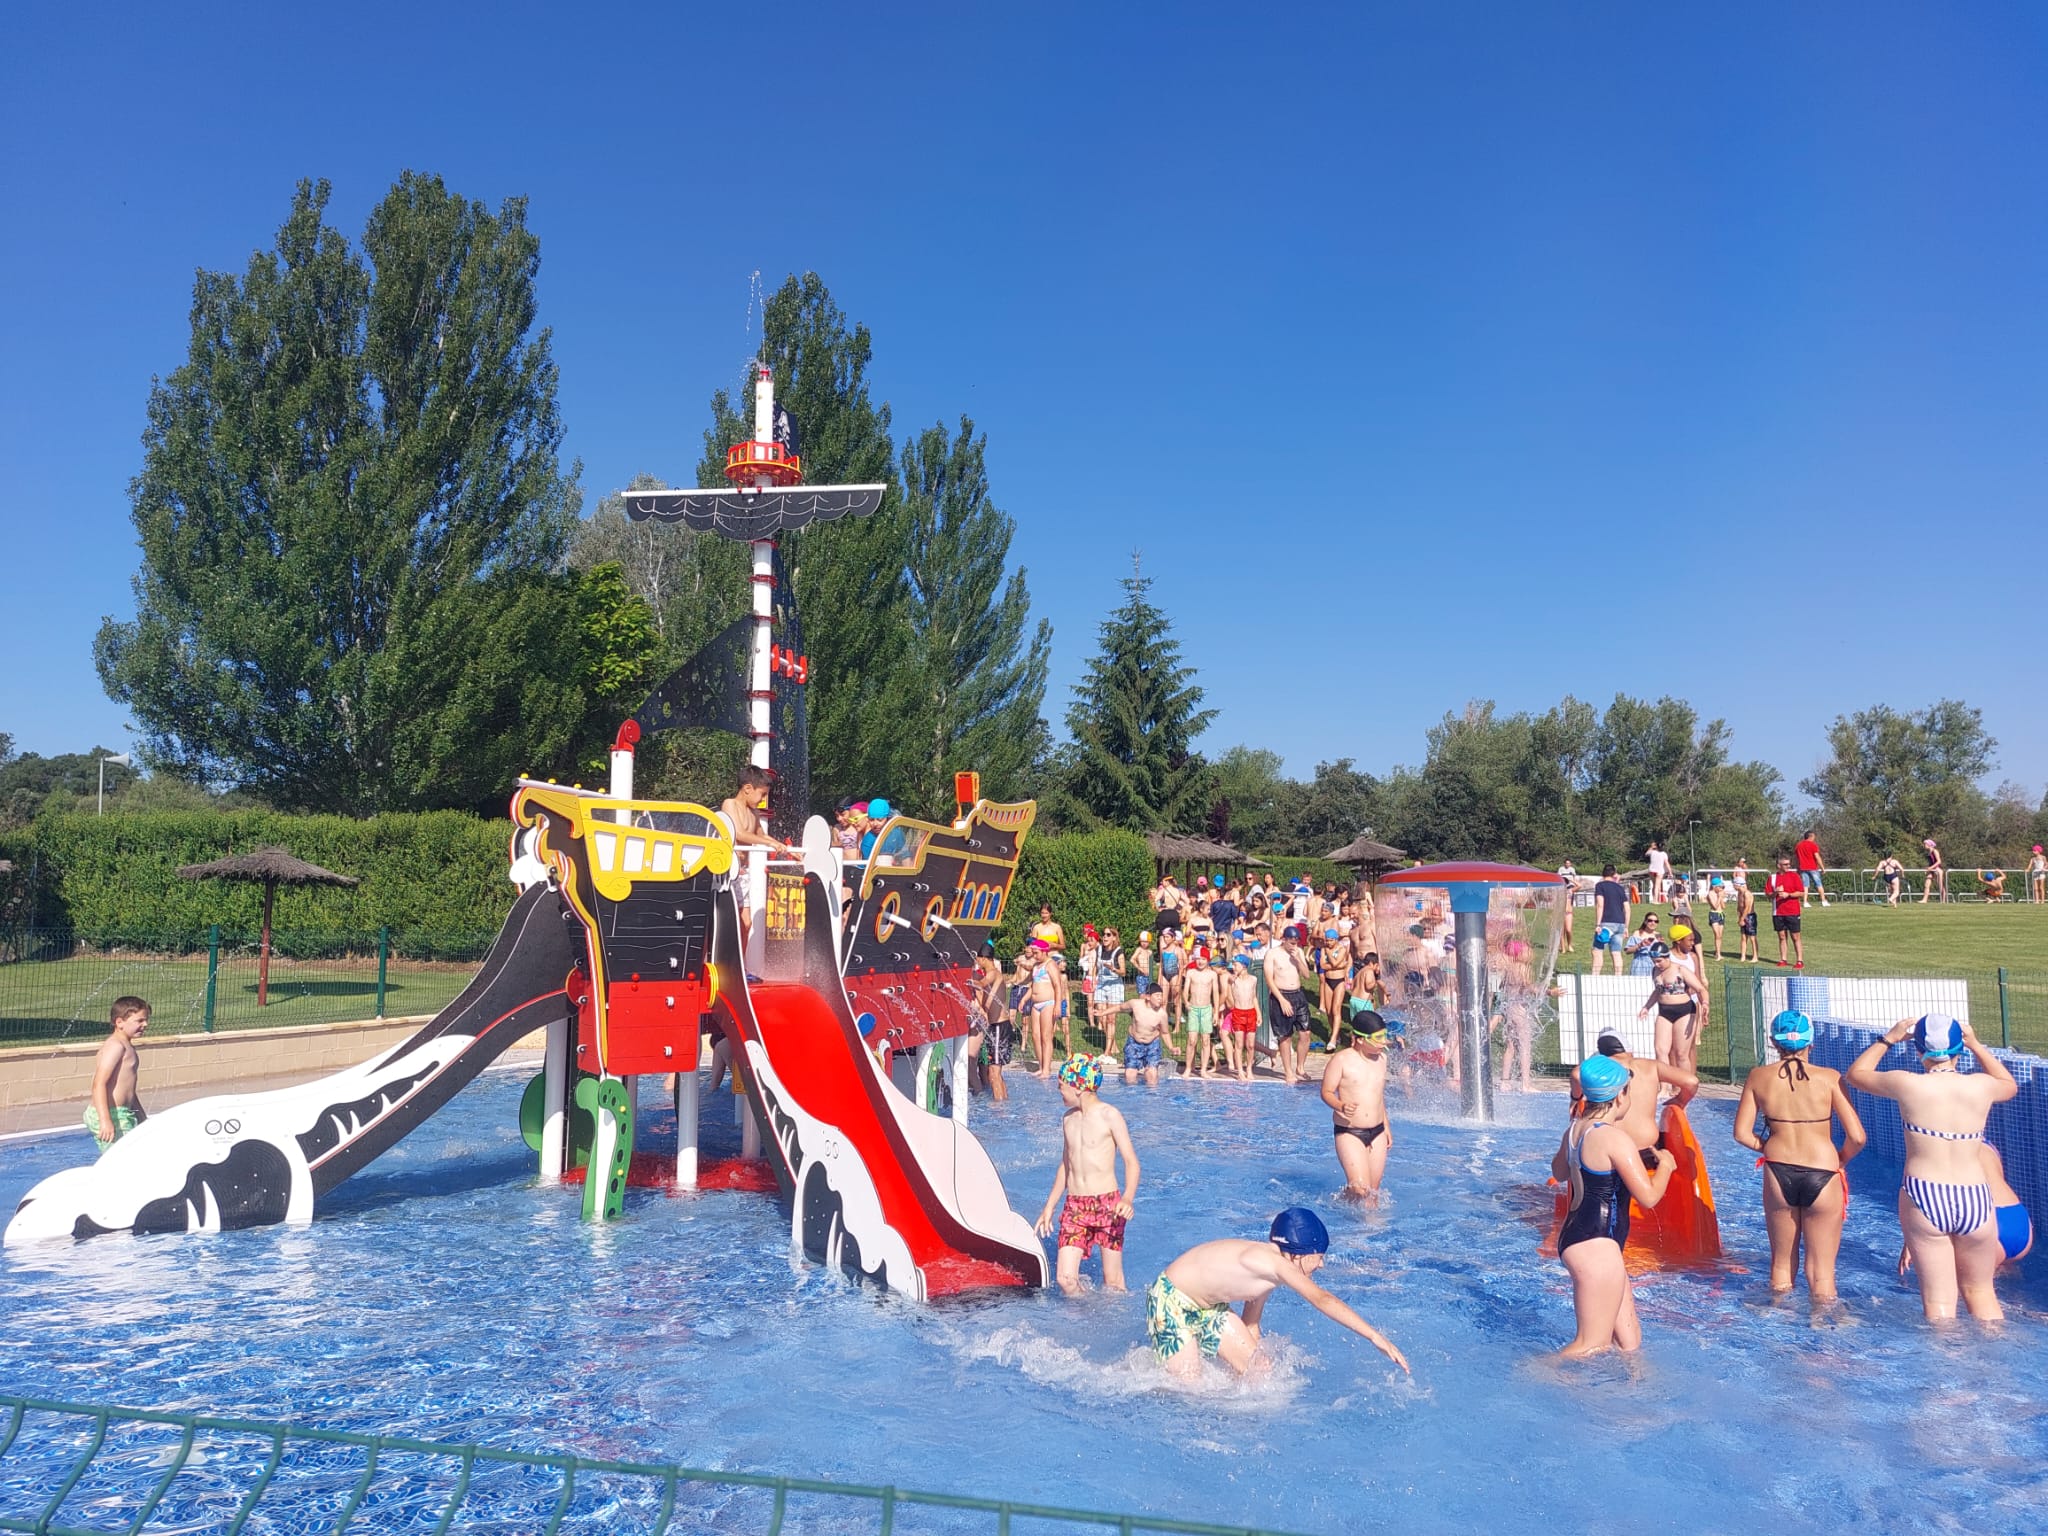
[1035,1056,1140,1294]
[1123,980,1168,1085]
[1225,955,1260,1081]
[86,996,151,1153]
[1182,948,1218,1077]
[1145,1208,1408,1379]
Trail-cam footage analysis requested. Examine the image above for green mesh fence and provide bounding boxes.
[0,930,492,1045]
[0,1394,1306,1536]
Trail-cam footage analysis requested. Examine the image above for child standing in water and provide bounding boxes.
[1552,1054,1675,1357]
[1226,955,1260,1081]
[1035,1057,1140,1294]
[1183,948,1219,1077]
[1321,1007,1392,1203]
[1123,980,1168,1086]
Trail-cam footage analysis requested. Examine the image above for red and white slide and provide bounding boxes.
[713,867,1046,1298]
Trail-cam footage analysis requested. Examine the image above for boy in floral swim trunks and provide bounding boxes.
[1034,1056,1141,1294]
[1145,1208,1409,1379]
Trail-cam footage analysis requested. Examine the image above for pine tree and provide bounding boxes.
[1059,565,1215,832]
[898,416,1051,809]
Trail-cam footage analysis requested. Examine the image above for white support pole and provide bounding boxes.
[950,1038,969,1127]
[539,1017,569,1181]
[740,1095,762,1158]
[913,1042,936,1114]
[674,1032,700,1189]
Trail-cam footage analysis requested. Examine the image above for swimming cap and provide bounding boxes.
[1270,1207,1330,1256]
[1668,924,1693,942]
[1324,928,1339,941]
[1595,1033,1628,1058]
[851,801,870,816]
[1348,1009,1388,1041]
[1231,954,1249,968]
[1710,876,1724,887]
[1646,941,1670,960]
[1058,1055,1103,1090]
[1914,1015,1965,1058]
[1770,1010,1813,1050]
[867,798,893,819]
[1139,931,1151,943]
[1578,1054,1630,1103]
[1214,875,1225,888]
[1029,938,1050,951]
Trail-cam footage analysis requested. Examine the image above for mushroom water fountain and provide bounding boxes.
[1373,861,1563,1121]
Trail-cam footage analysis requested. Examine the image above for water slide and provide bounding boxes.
[5,884,580,1246]
[715,858,1047,1297]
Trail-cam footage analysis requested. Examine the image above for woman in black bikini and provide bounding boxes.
[1551,1054,1675,1358]
[1636,942,1704,1074]
[1732,1010,1866,1301]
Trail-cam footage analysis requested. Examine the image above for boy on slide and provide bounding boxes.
[1146,1209,1409,1380]
[1035,1057,1140,1294]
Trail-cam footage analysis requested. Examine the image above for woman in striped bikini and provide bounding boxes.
[1846,1015,2018,1322]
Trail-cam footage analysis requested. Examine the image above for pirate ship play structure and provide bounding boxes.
[8,364,1048,1297]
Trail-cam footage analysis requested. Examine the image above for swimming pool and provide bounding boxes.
[2,1064,2043,1535]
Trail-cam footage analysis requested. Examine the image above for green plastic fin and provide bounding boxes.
[576,1075,634,1222]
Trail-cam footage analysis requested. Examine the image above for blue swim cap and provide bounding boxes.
[866,798,893,819]
[1710,876,1724,887]
[1770,1010,1813,1050]
[1578,1054,1630,1103]
[1913,1015,1965,1059]
[1270,1207,1330,1256]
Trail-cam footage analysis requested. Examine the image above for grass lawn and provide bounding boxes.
[0,948,476,1046]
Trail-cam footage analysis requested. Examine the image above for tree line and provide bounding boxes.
[70,172,2047,874]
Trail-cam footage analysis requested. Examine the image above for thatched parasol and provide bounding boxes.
[178,847,359,1006]
[1323,834,1408,882]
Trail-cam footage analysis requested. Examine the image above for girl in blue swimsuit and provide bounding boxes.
[1551,1054,1676,1358]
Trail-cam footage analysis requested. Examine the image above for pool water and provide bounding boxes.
[2,1062,2044,1535]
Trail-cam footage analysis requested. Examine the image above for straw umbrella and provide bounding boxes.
[1322,833,1408,886]
[178,848,359,1006]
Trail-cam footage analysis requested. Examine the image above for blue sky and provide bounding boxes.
[3,4,2044,805]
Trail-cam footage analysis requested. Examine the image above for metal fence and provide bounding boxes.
[0,1393,1304,1536]
[1671,867,2046,904]
[1543,964,2048,1082]
[0,930,494,1046]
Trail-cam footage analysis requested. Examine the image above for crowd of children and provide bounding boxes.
[971,874,1383,1096]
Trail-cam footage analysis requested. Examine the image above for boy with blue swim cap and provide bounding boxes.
[1144,1207,1409,1380]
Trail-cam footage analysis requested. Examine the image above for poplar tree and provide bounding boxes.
[1059,567,1215,832]
[94,175,630,813]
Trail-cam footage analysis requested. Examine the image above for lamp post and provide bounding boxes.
[97,753,131,815]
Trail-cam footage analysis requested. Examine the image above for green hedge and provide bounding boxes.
[997,830,1155,962]
[16,811,515,954]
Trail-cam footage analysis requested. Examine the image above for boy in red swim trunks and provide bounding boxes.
[1225,954,1260,1082]
[1034,1056,1141,1294]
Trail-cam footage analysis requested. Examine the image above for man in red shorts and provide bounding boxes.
[1034,1056,1141,1294]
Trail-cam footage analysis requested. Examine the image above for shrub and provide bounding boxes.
[23,810,515,952]
[998,830,1155,963]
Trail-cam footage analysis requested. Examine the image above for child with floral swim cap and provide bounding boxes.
[1035,1056,1140,1295]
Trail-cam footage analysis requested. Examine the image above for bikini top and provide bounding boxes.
[1764,1058,1832,1123]
[1904,1123,1982,1143]
[1657,974,1690,999]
